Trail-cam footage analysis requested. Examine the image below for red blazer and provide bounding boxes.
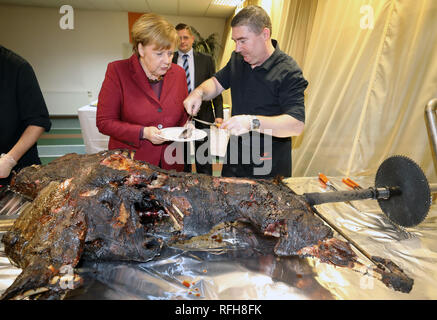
[97,54,188,171]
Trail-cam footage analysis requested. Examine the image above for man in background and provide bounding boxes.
[173,23,224,175]
[0,46,51,185]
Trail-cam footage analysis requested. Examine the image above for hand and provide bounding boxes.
[214,117,223,127]
[143,126,167,145]
[221,115,252,136]
[183,89,203,116]
[0,153,17,178]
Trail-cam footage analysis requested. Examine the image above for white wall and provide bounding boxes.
[0,5,226,115]
[0,5,128,115]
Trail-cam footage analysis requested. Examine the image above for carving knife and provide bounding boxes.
[342,177,362,190]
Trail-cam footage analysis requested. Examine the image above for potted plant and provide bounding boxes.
[190,26,221,64]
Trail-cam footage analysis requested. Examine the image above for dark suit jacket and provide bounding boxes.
[173,51,223,125]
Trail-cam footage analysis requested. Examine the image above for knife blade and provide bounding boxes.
[192,118,220,127]
[318,173,337,191]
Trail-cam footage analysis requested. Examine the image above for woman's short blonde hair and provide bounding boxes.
[131,13,178,55]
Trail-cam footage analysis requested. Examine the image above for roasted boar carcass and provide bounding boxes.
[1,150,413,299]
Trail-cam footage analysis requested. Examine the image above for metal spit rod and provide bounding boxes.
[304,187,392,207]
[310,206,388,271]
[303,187,395,271]
[425,98,437,176]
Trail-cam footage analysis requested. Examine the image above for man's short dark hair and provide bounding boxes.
[231,5,272,35]
[175,23,193,36]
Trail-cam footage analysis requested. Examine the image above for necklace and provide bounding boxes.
[139,57,164,83]
[148,75,163,83]
[144,67,163,83]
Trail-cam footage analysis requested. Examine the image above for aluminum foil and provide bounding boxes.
[1,176,437,299]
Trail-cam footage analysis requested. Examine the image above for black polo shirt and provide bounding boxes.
[214,40,308,178]
[0,46,51,184]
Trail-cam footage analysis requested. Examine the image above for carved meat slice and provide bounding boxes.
[1,150,413,299]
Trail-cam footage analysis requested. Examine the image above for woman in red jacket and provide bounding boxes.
[97,13,188,171]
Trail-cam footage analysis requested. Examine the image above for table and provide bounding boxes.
[77,103,109,154]
[77,104,231,157]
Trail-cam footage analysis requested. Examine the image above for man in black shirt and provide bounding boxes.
[183,5,308,178]
[0,46,51,185]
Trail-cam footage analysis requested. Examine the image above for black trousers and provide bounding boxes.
[184,128,213,175]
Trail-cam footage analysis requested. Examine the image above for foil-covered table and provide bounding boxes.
[1,176,437,300]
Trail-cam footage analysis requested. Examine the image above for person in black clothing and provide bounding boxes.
[183,6,308,178]
[0,46,51,185]
[173,23,224,175]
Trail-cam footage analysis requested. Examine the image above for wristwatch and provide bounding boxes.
[250,116,261,131]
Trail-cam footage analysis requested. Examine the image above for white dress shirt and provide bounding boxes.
[177,48,195,93]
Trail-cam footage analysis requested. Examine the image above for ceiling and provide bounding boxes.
[0,0,239,18]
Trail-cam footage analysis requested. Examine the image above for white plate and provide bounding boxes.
[157,127,207,142]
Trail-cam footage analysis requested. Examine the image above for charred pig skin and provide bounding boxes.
[1,150,413,299]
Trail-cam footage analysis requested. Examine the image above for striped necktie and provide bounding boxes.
[182,54,191,93]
